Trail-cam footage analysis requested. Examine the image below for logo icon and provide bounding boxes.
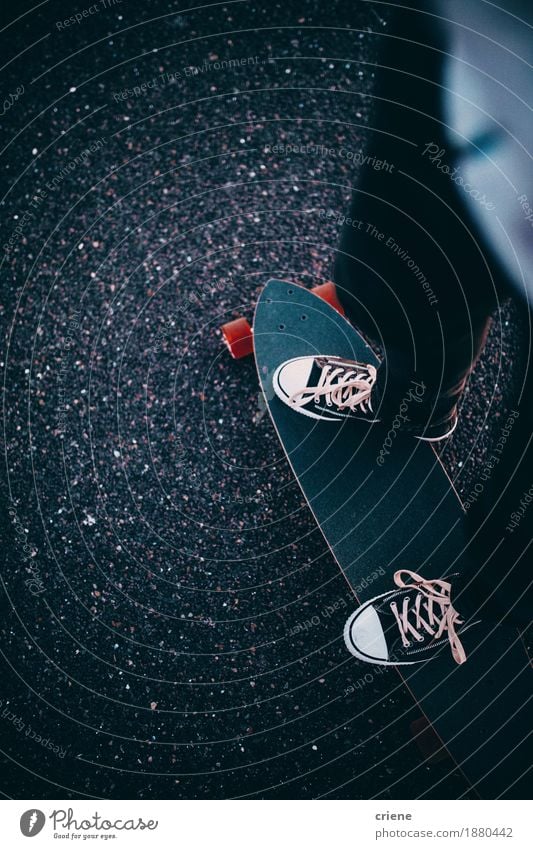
[20,810,46,837]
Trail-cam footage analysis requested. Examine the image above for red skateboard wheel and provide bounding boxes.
[221,316,253,359]
[312,281,346,315]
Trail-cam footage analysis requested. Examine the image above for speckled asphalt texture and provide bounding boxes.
[0,0,528,799]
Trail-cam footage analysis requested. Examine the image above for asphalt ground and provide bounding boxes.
[0,0,529,799]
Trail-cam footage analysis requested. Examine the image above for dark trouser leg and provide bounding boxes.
[333,153,497,429]
[332,5,529,624]
[456,326,533,628]
[333,4,498,426]
[335,209,493,427]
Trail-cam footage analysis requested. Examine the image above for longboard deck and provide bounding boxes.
[253,279,532,798]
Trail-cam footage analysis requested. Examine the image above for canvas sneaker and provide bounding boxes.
[344,569,472,666]
[273,355,379,422]
[273,354,458,441]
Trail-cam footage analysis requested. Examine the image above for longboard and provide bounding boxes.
[252,279,532,799]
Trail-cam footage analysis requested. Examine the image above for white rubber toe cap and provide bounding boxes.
[273,356,316,400]
[344,604,389,664]
[273,356,344,421]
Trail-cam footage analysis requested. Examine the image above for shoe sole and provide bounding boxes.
[414,415,458,443]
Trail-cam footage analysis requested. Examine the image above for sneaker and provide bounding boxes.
[344,569,470,666]
[273,355,379,422]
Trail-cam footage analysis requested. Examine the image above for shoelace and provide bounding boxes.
[289,359,377,414]
[390,569,467,665]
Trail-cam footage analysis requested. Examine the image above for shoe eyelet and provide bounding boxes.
[278,324,285,330]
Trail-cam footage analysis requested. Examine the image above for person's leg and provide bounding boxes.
[325,3,530,664]
[333,3,498,435]
[332,4,524,654]
[457,324,533,629]
[433,0,533,628]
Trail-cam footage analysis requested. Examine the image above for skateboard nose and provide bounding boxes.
[344,604,389,662]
